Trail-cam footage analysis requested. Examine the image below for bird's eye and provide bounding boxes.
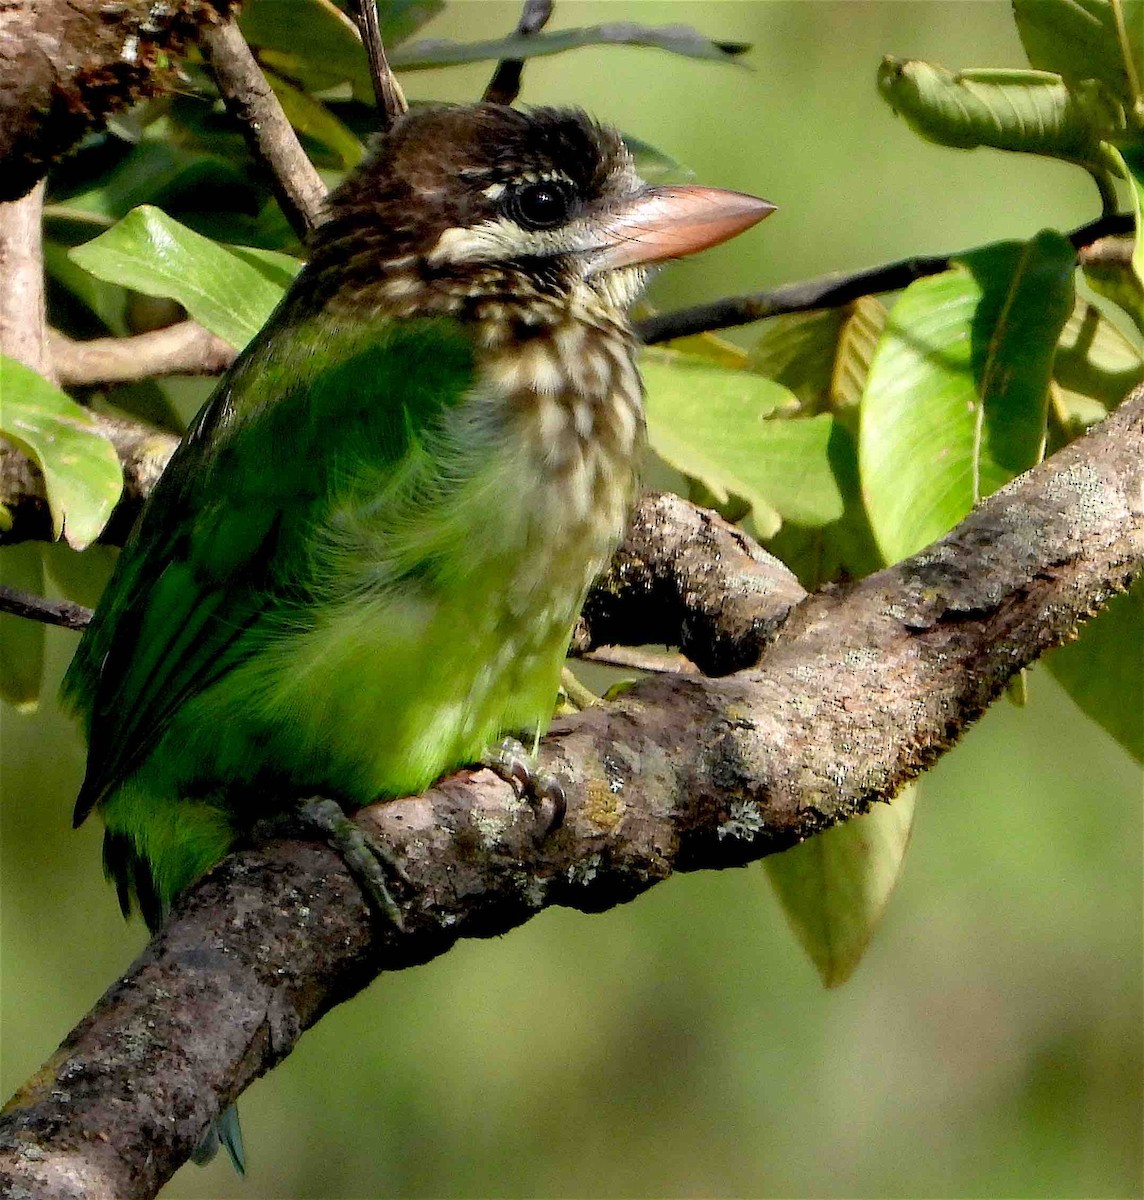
[508,181,575,231]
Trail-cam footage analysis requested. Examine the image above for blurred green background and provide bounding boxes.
[2,2,1141,1197]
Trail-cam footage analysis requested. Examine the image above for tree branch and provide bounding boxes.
[200,20,328,240]
[356,0,408,130]
[0,0,238,204]
[0,586,91,631]
[0,180,51,378]
[50,323,237,387]
[635,212,1135,344]
[483,0,555,105]
[2,388,1140,1200]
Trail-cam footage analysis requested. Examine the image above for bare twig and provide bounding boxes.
[50,323,237,387]
[200,20,328,240]
[357,0,408,130]
[636,211,1135,344]
[0,180,51,379]
[2,388,1141,1200]
[0,586,91,631]
[483,0,555,105]
[0,0,239,204]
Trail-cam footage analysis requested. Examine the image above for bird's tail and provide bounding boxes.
[192,1104,246,1175]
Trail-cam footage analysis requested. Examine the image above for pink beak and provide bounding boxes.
[590,186,775,272]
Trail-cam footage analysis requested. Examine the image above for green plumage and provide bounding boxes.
[65,297,576,922]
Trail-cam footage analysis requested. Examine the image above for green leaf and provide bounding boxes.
[620,134,694,183]
[762,421,882,590]
[241,0,372,95]
[69,206,287,350]
[642,352,842,538]
[41,542,117,610]
[1013,0,1144,110]
[860,232,1076,563]
[265,70,364,170]
[390,24,749,70]
[831,297,888,418]
[747,309,847,412]
[877,58,1122,169]
[0,543,46,712]
[765,785,918,988]
[1051,298,1144,439]
[0,358,123,550]
[222,243,305,291]
[1045,577,1143,762]
[747,299,888,424]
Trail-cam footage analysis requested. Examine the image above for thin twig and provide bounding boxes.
[483,0,555,105]
[357,0,408,130]
[636,211,1135,344]
[200,20,328,240]
[0,586,92,631]
[50,324,237,387]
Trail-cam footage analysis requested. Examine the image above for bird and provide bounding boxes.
[63,102,772,1163]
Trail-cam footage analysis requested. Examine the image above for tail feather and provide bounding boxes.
[192,1104,246,1175]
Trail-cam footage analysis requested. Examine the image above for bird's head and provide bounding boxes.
[310,104,773,331]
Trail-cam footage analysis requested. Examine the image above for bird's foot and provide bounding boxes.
[481,736,567,838]
[282,797,408,932]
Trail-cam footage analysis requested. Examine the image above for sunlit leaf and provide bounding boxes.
[70,206,287,350]
[860,232,1076,563]
[1013,0,1144,108]
[1051,298,1144,438]
[1045,577,1143,762]
[762,421,882,590]
[877,59,1122,170]
[390,24,749,70]
[241,0,371,95]
[642,352,842,538]
[0,358,123,550]
[747,309,846,412]
[0,543,46,712]
[765,785,918,988]
[831,297,888,417]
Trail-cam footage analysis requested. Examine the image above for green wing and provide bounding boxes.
[64,300,476,825]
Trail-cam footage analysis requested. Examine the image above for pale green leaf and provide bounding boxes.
[1051,298,1144,437]
[860,232,1076,563]
[390,24,749,70]
[69,207,287,350]
[765,785,918,988]
[1013,0,1144,108]
[747,309,846,411]
[877,58,1122,169]
[0,543,46,712]
[1045,577,1143,762]
[0,358,123,550]
[642,352,842,538]
[831,297,888,417]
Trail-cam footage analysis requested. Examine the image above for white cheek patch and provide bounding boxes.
[426,215,596,269]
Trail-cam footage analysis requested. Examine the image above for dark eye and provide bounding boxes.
[508,181,575,231]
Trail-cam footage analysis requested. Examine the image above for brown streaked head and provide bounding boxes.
[309,103,774,323]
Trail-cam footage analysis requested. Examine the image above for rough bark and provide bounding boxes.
[1,388,1140,1200]
[0,0,236,203]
